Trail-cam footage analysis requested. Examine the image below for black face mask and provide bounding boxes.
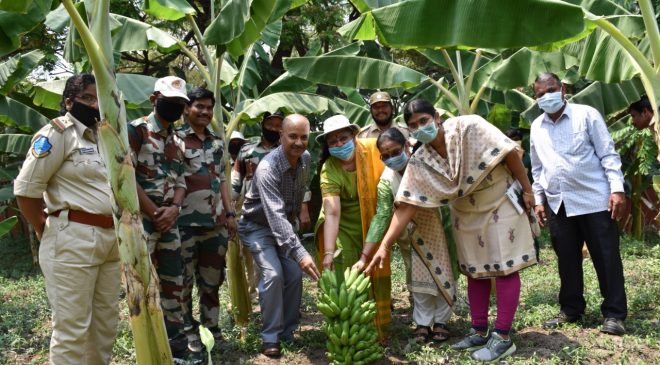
[70,101,100,128]
[156,98,185,122]
[262,127,280,143]
[228,143,242,156]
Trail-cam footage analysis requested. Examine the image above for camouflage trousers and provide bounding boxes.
[179,225,228,330]
[143,218,185,341]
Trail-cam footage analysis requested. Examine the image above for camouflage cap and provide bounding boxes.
[369,91,392,106]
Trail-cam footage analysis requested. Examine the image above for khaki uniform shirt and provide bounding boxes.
[128,113,186,205]
[357,121,410,140]
[176,123,225,227]
[14,113,113,215]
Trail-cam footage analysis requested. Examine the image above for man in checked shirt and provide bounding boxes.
[237,114,320,358]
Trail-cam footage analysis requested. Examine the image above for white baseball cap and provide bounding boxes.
[316,115,360,143]
[230,131,247,141]
[154,76,189,101]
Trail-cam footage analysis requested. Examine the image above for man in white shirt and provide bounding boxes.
[530,73,627,336]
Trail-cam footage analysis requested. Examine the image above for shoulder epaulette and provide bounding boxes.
[49,117,74,133]
[129,116,148,127]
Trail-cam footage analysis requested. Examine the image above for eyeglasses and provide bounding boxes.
[326,133,353,147]
[76,93,98,105]
[380,149,404,161]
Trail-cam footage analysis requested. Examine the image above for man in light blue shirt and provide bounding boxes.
[530,73,627,336]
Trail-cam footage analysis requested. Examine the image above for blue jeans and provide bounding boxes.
[238,219,303,343]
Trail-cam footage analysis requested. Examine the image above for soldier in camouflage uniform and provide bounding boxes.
[231,112,283,297]
[177,88,236,356]
[127,76,191,362]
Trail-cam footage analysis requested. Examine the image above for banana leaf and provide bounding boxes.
[142,0,195,21]
[236,92,336,122]
[0,96,50,133]
[0,133,32,155]
[0,216,18,239]
[284,55,428,89]
[0,50,45,95]
[343,0,586,49]
[0,0,54,57]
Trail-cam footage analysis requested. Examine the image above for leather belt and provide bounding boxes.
[52,209,114,229]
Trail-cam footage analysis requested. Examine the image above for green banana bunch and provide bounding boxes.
[317,268,383,365]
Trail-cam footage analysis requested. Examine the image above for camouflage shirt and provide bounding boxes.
[176,123,226,227]
[231,140,276,200]
[128,113,186,206]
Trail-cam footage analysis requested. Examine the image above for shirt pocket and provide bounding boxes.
[566,130,590,156]
[184,149,202,174]
[72,152,107,183]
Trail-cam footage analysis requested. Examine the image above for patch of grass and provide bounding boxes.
[1,231,659,364]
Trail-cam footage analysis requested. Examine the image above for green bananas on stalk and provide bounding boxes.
[317,267,383,365]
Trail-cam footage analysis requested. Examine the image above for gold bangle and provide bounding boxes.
[523,192,535,197]
[323,251,334,256]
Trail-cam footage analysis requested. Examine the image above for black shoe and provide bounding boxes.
[543,312,582,329]
[261,342,281,358]
[601,318,625,336]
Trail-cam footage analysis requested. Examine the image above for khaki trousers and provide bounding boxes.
[39,213,120,365]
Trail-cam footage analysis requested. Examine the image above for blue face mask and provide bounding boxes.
[329,139,355,161]
[411,121,438,144]
[384,152,409,172]
[537,91,565,114]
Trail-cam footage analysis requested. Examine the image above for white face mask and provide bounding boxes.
[537,91,565,114]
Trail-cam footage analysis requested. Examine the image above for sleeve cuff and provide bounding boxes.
[534,194,545,206]
[610,180,624,193]
[175,178,187,189]
[303,191,311,202]
[287,238,310,263]
[13,179,47,198]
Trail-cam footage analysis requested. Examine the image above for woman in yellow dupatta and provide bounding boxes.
[313,115,389,342]
[367,100,537,362]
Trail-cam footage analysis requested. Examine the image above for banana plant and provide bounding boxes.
[61,0,172,363]
[340,0,659,141]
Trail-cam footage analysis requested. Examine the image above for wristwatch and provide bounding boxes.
[173,203,182,213]
[225,211,236,218]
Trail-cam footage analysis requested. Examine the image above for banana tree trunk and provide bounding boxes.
[62,0,172,363]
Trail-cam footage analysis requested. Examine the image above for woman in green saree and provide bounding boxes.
[314,114,390,342]
[356,127,456,343]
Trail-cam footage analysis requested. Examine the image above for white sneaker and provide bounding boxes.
[471,332,516,362]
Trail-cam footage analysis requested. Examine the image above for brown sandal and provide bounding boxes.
[431,323,450,342]
[412,325,431,342]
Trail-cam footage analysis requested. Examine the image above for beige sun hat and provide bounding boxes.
[316,115,360,143]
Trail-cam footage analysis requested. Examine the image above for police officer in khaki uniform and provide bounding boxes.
[14,74,120,365]
[357,91,410,139]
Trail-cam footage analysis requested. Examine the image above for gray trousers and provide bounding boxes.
[238,219,303,343]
